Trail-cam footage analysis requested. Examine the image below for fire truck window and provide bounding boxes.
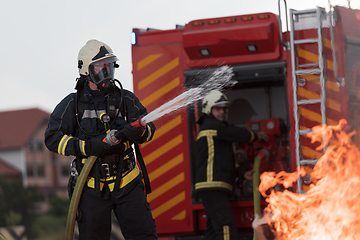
[227,88,267,126]
[270,85,287,122]
[228,98,257,125]
[226,85,287,126]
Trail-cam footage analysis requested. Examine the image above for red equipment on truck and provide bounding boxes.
[131,2,360,239]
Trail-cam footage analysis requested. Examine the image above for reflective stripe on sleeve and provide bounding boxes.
[58,135,73,155]
[145,124,152,142]
[223,225,230,240]
[79,140,86,156]
[123,141,130,151]
[197,130,217,182]
[248,130,255,143]
[195,181,233,192]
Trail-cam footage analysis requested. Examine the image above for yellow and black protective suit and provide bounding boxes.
[45,80,157,240]
[195,114,256,240]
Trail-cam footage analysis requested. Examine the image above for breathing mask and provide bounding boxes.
[89,57,117,94]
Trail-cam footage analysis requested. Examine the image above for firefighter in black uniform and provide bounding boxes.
[45,39,157,240]
[195,90,268,240]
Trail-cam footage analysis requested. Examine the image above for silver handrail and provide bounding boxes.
[278,0,289,49]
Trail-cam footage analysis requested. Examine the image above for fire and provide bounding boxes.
[258,119,360,239]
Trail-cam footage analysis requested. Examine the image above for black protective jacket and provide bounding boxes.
[45,81,155,198]
[194,114,256,194]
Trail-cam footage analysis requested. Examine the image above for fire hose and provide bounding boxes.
[65,155,97,240]
[253,149,269,240]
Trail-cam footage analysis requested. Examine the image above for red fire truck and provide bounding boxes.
[131,3,360,239]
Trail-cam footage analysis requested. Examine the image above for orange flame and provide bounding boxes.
[259,119,360,239]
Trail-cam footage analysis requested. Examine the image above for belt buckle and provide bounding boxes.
[102,163,111,178]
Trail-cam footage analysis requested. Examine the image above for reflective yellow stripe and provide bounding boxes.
[99,112,109,129]
[58,135,73,155]
[197,130,217,182]
[248,130,255,143]
[137,54,162,71]
[86,177,105,190]
[197,130,217,140]
[145,125,152,142]
[79,140,86,156]
[123,141,130,151]
[99,112,107,120]
[138,58,179,90]
[86,167,140,191]
[111,167,140,190]
[195,181,233,191]
[151,191,185,219]
[107,182,115,191]
[141,125,151,141]
[223,225,230,240]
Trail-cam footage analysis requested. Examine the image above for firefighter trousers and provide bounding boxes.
[77,180,157,240]
[198,191,238,240]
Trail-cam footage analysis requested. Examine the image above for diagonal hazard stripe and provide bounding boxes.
[172,210,186,220]
[298,106,338,126]
[298,88,341,112]
[138,58,179,90]
[299,75,340,93]
[325,99,340,112]
[142,115,182,148]
[297,48,334,71]
[323,38,337,51]
[148,172,185,202]
[298,106,320,123]
[141,77,180,107]
[152,191,186,219]
[144,134,183,165]
[137,54,162,71]
[326,80,340,92]
[302,146,322,159]
[149,153,184,181]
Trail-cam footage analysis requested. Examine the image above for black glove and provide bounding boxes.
[123,122,146,142]
[84,134,113,157]
[107,140,130,155]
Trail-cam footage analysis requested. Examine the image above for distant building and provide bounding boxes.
[0,157,22,178]
[0,108,73,209]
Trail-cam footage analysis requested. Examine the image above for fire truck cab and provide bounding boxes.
[131,3,360,239]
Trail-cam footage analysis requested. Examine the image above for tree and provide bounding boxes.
[0,177,39,235]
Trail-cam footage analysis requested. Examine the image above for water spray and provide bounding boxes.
[104,65,236,145]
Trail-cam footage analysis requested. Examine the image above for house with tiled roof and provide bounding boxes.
[0,108,73,204]
[0,157,22,178]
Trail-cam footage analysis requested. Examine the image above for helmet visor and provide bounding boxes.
[89,57,118,85]
[213,102,229,108]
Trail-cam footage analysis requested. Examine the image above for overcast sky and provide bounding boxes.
[0,0,358,113]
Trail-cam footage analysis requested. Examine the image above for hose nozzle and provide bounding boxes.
[103,117,146,146]
[131,117,146,128]
[104,129,122,146]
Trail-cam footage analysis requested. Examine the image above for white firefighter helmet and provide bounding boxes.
[77,39,118,83]
[202,90,229,114]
